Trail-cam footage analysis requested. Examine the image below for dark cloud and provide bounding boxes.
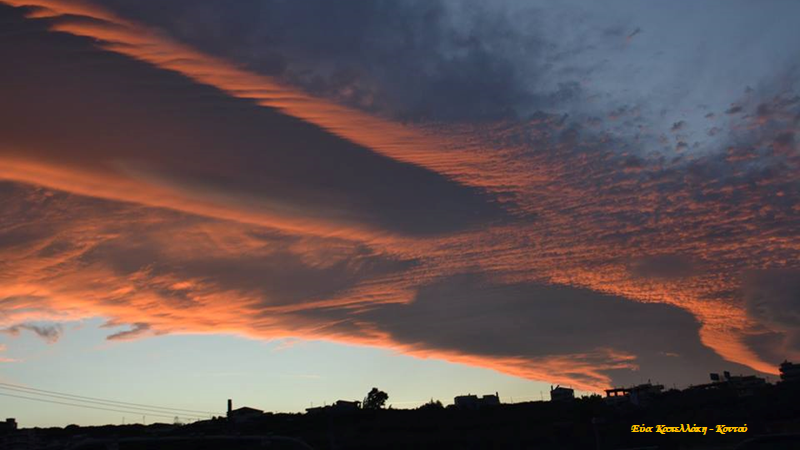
[0,183,61,251]
[104,322,151,341]
[0,4,509,236]
[1,323,63,343]
[726,105,743,115]
[626,27,642,41]
[772,131,796,155]
[670,121,685,132]
[79,231,412,308]
[0,227,48,252]
[744,331,788,366]
[0,181,414,313]
[743,269,800,352]
[309,274,760,388]
[0,0,799,392]
[628,255,699,280]
[93,0,558,122]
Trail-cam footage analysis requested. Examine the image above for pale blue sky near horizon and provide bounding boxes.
[0,319,575,428]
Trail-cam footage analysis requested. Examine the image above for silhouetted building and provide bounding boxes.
[0,420,37,450]
[226,400,264,423]
[605,383,663,406]
[331,400,361,412]
[305,400,361,414]
[727,374,767,396]
[550,385,575,402]
[0,419,16,434]
[780,360,800,383]
[454,392,500,409]
[691,371,768,397]
[454,395,480,409]
[228,407,264,423]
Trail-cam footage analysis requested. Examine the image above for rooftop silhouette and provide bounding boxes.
[3,361,800,449]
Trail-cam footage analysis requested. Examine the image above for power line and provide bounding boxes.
[0,385,210,419]
[0,381,219,416]
[0,392,201,421]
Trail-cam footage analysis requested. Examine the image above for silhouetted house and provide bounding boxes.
[454,392,500,409]
[550,385,575,402]
[0,417,18,450]
[228,407,264,422]
[605,383,663,406]
[331,400,361,412]
[0,418,16,434]
[780,360,800,383]
[226,399,263,423]
[726,374,767,396]
[305,400,361,415]
[691,371,767,397]
[482,392,500,406]
[0,419,36,450]
[454,394,479,409]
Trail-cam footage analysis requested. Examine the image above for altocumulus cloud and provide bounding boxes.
[0,0,798,390]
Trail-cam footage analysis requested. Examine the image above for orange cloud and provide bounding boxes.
[0,0,798,391]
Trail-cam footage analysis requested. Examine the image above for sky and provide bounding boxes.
[1,0,799,427]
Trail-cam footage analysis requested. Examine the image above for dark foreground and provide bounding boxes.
[4,382,800,450]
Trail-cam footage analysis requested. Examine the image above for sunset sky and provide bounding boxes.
[1,0,799,427]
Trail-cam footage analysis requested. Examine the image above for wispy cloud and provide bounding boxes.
[1,323,63,344]
[0,0,798,391]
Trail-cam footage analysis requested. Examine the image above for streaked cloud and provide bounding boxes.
[0,0,798,392]
[1,323,63,343]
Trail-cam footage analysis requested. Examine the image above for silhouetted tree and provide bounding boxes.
[418,399,444,411]
[363,387,389,410]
